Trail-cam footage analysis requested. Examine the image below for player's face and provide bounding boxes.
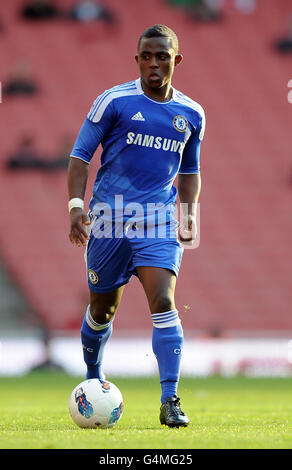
[135,37,182,94]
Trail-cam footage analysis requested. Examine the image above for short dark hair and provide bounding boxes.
[138,24,179,53]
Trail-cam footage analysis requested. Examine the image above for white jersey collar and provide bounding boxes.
[135,77,175,103]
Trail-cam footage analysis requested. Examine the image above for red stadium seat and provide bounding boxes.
[0,0,291,334]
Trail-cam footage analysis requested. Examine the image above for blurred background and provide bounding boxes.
[0,0,291,378]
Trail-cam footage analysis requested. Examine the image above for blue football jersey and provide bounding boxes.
[71,78,205,214]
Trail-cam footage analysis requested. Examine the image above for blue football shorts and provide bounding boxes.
[84,213,183,293]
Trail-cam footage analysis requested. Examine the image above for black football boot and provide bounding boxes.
[160,396,190,428]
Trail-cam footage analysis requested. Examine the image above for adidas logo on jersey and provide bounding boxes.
[131,112,145,121]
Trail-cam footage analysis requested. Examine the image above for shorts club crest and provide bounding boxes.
[88,269,99,285]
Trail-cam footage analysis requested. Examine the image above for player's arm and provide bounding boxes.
[67,93,116,246]
[177,111,205,243]
[67,117,106,246]
[177,173,201,242]
[67,157,90,247]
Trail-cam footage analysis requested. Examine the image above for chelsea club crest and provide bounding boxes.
[88,269,99,285]
[173,115,188,132]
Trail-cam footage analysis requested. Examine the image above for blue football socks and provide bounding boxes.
[81,305,113,380]
[152,310,184,403]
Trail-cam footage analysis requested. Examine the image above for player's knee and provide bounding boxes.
[150,294,176,314]
[90,302,117,324]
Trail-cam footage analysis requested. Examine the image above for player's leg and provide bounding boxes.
[82,226,133,380]
[81,287,125,380]
[136,266,181,400]
[136,265,176,314]
[136,266,189,427]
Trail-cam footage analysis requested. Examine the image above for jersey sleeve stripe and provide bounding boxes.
[70,154,90,164]
[87,82,138,121]
[89,88,143,123]
[88,84,135,120]
[178,171,200,174]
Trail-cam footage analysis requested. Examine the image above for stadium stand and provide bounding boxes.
[0,0,291,335]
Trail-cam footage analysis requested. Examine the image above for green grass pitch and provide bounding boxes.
[0,371,291,449]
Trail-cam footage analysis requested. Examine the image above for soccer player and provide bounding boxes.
[67,24,205,427]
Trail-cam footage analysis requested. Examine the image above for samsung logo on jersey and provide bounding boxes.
[126,132,185,153]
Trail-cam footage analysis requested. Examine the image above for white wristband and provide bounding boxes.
[68,198,84,213]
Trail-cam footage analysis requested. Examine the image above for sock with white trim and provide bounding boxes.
[81,305,113,380]
[152,309,183,403]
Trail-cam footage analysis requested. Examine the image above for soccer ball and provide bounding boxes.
[69,379,124,429]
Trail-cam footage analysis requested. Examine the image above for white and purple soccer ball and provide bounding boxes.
[69,379,124,429]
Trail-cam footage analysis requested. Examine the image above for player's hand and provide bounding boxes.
[178,214,197,245]
[69,208,90,247]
